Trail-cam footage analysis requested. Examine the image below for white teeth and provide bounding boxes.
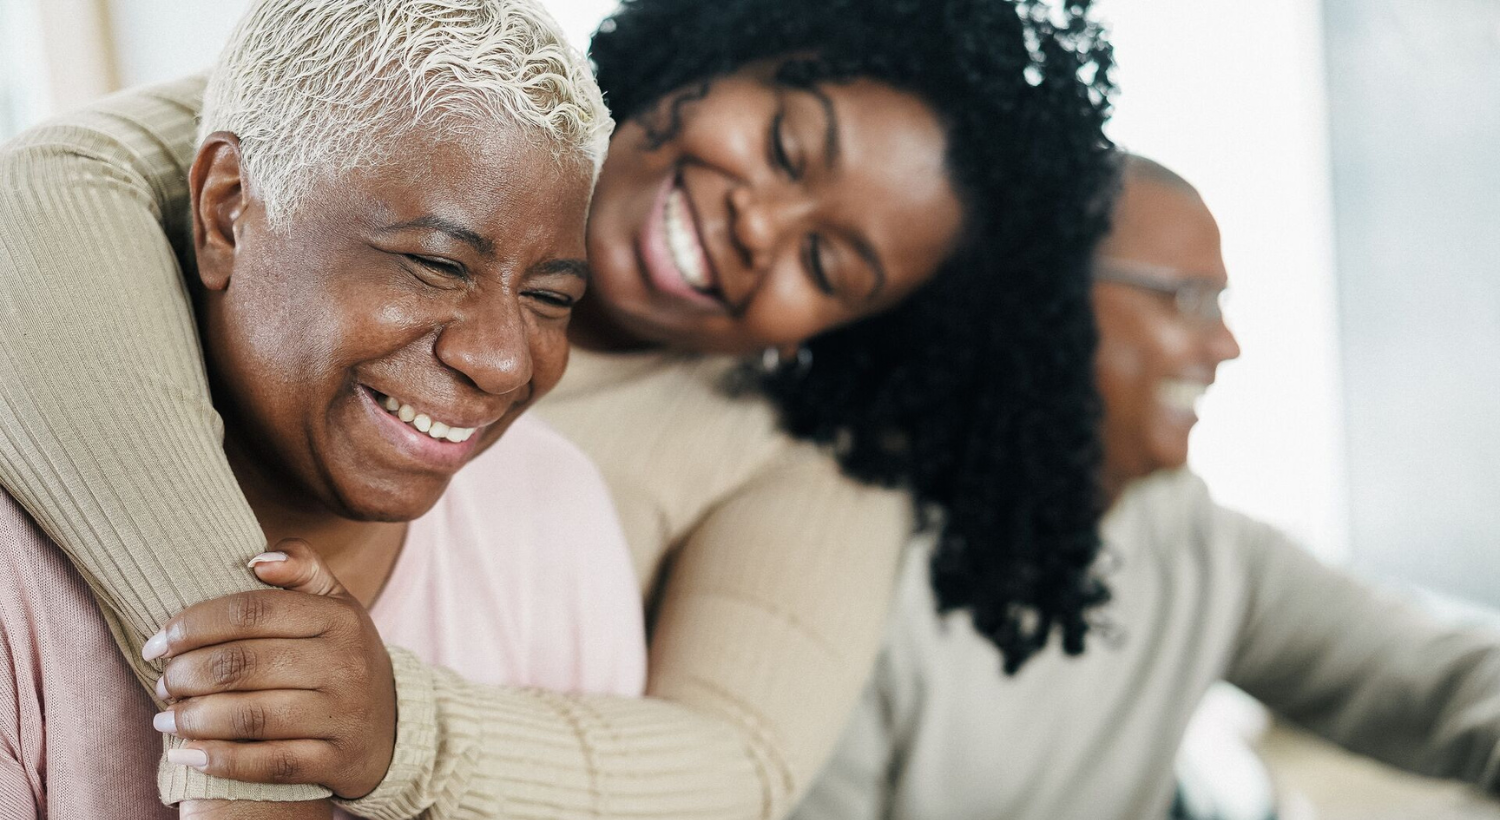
[1157,379,1208,414]
[663,186,710,290]
[377,393,477,443]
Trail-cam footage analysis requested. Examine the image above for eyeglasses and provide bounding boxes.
[1092,257,1228,325]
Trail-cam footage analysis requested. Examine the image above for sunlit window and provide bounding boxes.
[0,0,49,142]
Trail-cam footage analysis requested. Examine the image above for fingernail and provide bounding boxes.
[155,676,169,701]
[142,630,170,661]
[247,551,288,568]
[153,710,178,734]
[167,748,208,769]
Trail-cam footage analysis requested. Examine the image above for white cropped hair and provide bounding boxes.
[200,0,612,225]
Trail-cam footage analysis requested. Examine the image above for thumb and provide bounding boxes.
[247,537,349,598]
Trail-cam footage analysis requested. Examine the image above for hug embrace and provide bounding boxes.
[5,1,1499,820]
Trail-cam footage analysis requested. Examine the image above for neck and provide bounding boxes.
[1100,466,1130,508]
[224,434,406,608]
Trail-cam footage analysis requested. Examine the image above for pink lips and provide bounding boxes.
[357,386,481,471]
[637,171,724,310]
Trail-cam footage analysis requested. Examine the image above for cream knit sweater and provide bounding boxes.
[794,469,1500,820]
[0,77,909,818]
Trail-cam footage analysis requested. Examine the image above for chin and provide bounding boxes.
[329,476,450,523]
[1147,444,1192,475]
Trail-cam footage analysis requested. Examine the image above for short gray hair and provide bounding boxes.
[201,0,612,226]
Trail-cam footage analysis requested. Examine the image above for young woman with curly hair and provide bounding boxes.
[0,0,1115,816]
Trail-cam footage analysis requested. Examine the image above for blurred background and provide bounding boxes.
[2,0,1498,815]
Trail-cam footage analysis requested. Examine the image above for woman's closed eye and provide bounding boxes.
[801,234,883,307]
[526,289,578,311]
[803,233,835,296]
[769,103,806,180]
[403,253,469,282]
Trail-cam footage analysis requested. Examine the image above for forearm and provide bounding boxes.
[1226,519,1500,789]
[0,80,324,802]
[344,458,908,820]
[342,650,764,819]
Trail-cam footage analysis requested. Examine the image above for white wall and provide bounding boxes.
[1324,0,1500,606]
[0,0,54,138]
[1099,0,1351,562]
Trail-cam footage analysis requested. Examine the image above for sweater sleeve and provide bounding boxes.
[0,78,327,803]
[1221,507,1500,792]
[343,448,910,819]
[1,78,911,818]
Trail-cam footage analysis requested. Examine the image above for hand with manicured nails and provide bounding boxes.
[145,539,397,800]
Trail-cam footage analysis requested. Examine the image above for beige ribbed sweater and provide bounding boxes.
[793,469,1500,820]
[0,77,910,818]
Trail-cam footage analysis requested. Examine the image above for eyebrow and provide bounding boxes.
[1093,257,1227,289]
[804,86,842,168]
[786,85,846,170]
[379,215,493,255]
[790,86,884,299]
[532,258,591,283]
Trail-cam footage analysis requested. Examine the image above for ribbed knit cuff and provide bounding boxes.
[157,732,330,803]
[335,645,440,819]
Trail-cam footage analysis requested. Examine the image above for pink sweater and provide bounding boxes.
[0,415,645,815]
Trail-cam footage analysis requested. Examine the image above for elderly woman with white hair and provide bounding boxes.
[0,2,646,818]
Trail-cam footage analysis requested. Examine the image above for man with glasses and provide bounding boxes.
[790,155,1500,820]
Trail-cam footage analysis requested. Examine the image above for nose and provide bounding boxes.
[1208,316,1241,366]
[432,294,533,397]
[727,183,810,273]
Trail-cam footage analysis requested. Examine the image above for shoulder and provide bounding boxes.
[543,350,789,464]
[0,491,95,641]
[0,74,207,235]
[1105,469,1215,549]
[1,74,205,163]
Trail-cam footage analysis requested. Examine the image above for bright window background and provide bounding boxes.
[1100,0,1350,565]
[0,0,49,141]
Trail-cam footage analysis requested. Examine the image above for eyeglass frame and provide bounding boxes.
[1091,257,1228,325]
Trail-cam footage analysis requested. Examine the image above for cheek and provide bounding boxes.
[222,269,338,390]
[738,276,842,347]
[528,319,573,392]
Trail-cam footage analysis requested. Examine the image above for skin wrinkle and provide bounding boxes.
[164,114,595,808]
[192,123,591,605]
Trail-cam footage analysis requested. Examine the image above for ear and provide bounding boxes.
[189,131,248,292]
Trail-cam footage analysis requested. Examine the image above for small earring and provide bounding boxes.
[759,345,813,376]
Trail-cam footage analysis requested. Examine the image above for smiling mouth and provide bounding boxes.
[369,388,478,443]
[662,177,721,297]
[636,166,732,312]
[1156,378,1209,417]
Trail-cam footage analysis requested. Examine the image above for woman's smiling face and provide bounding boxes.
[191,126,594,523]
[583,62,966,354]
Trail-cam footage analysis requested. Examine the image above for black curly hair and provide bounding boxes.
[592,0,1119,673]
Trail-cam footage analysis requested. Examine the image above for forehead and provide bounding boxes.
[820,78,964,303]
[312,125,593,252]
[1097,178,1226,287]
